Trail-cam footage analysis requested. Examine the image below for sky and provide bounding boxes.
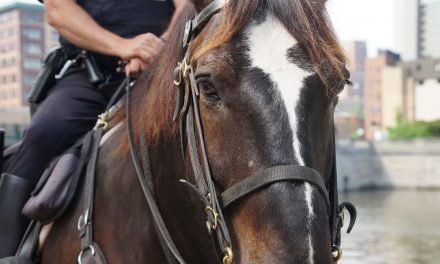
[3,0,396,58]
[327,0,395,57]
[0,0,41,6]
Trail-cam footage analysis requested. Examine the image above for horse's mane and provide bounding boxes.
[116,0,345,155]
[115,5,195,155]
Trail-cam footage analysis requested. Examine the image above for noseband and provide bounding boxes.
[126,1,357,263]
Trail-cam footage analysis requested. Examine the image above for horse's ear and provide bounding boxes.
[189,0,211,12]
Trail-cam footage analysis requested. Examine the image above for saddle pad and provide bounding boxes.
[22,152,79,223]
[21,122,122,223]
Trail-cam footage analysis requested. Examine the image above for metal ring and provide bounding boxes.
[173,63,183,86]
[77,209,89,230]
[77,245,96,264]
[332,246,343,262]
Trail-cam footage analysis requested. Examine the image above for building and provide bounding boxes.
[420,0,440,59]
[0,1,59,143]
[398,59,440,122]
[371,58,440,140]
[381,66,405,129]
[394,0,440,60]
[334,41,367,138]
[384,59,440,128]
[0,108,30,145]
[0,1,59,110]
[394,0,420,61]
[343,41,367,98]
[364,50,400,141]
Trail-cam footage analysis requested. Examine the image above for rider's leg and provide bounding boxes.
[0,174,34,257]
[0,68,109,257]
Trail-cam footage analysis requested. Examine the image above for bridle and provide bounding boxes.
[125,0,357,263]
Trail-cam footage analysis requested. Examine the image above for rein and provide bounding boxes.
[122,0,358,263]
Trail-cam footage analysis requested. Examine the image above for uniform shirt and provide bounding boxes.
[60,0,175,73]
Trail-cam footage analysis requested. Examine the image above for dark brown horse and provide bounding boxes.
[41,0,350,263]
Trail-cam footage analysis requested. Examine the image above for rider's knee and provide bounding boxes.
[23,121,60,151]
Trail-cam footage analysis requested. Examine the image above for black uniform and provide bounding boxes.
[0,0,174,258]
[10,0,174,184]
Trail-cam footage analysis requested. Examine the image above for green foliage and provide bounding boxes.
[388,113,440,140]
[350,131,362,141]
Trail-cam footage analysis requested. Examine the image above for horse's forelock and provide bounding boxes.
[193,0,346,92]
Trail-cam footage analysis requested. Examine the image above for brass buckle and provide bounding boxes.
[173,59,192,86]
[337,210,345,227]
[181,59,191,78]
[205,206,219,231]
[222,247,234,264]
[94,112,109,130]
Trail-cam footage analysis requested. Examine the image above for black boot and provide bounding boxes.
[0,174,34,258]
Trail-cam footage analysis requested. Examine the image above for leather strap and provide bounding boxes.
[329,128,340,250]
[105,78,127,112]
[191,0,226,34]
[185,70,233,253]
[183,0,227,48]
[14,221,42,260]
[125,77,186,264]
[77,129,108,264]
[221,165,329,208]
[79,129,102,250]
[76,78,129,264]
[328,126,357,252]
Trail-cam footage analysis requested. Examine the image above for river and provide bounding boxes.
[339,190,440,264]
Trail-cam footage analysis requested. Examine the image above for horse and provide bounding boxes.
[39,0,352,263]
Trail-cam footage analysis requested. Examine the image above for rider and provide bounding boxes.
[0,0,186,257]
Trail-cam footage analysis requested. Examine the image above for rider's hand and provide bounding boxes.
[125,58,147,77]
[118,33,165,64]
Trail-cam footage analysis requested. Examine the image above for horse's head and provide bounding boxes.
[177,0,349,263]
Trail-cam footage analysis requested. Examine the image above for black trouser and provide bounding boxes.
[7,68,109,184]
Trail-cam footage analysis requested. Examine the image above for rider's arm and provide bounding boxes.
[45,0,162,62]
[125,0,188,75]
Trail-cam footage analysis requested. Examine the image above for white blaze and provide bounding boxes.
[246,14,315,263]
[305,182,316,264]
[246,14,312,166]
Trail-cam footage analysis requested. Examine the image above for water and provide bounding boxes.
[339,190,440,264]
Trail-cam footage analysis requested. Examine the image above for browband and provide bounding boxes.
[183,0,227,48]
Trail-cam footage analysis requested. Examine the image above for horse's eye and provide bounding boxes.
[199,81,219,100]
[334,79,350,95]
